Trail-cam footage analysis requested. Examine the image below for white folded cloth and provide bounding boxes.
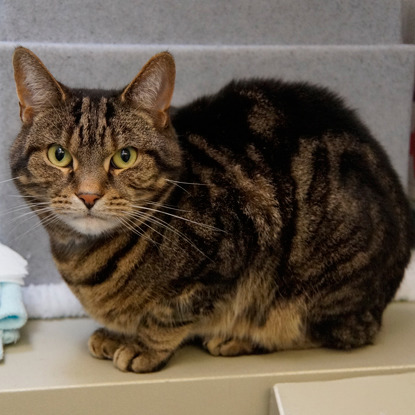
[0,243,28,360]
[0,243,28,285]
[22,283,86,319]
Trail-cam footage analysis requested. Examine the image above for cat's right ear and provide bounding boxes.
[13,47,66,124]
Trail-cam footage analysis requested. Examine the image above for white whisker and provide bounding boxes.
[0,202,50,217]
[0,176,22,185]
[166,179,208,186]
[11,211,59,242]
[131,204,224,233]
[9,194,40,198]
[143,200,190,213]
[123,209,211,260]
[8,206,53,224]
[116,217,159,247]
[124,212,196,257]
[167,180,191,195]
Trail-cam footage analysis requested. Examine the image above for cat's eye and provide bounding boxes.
[111,147,138,169]
[47,144,73,168]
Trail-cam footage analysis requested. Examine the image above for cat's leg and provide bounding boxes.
[308,310,381,350]
[88,324,191,373]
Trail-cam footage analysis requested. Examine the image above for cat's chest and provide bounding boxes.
[50,232,150,285]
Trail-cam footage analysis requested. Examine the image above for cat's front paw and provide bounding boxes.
[88,328,124,360]
[113,344,172,373]
[88,328,172,372]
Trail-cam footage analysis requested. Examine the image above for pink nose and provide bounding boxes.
[77,193,101,209]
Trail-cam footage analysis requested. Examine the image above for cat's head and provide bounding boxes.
[10,47,182,237]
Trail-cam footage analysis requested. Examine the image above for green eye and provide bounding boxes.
[47,144,73,167]
[111,147,138,169]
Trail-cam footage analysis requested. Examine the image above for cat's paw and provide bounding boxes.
[203,337,256,356]
[89,328,173,372]
[113,344,172,373]
[88,328,124,360]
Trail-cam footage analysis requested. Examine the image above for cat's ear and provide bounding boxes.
[121,52,175,128]
[13,47,66,124]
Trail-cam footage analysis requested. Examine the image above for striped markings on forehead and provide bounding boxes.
[73,96,114,147]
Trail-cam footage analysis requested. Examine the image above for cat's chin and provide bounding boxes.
[61,215,120,237]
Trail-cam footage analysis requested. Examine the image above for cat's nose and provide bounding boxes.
[77,193,101,209]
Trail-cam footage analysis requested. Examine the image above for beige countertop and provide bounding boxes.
[272,372,415,414]
[1,302,415,415]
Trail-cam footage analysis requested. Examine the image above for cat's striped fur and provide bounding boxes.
[10,47,412,372]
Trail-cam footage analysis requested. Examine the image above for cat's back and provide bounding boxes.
[171,78,411,227]
[172,78,372,152]
[172,78,412,306]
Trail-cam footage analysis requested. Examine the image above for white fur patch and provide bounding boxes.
[61,215,119,236]
[56,196,120,236]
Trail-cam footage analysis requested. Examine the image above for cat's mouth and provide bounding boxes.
[60,212,120,236]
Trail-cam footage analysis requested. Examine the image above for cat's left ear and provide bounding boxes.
[121,52,175,128]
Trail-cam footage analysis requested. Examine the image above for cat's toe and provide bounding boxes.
[112,344,140,371]
[204,337,256,356]
[88,328,123,360]
[113,344,172,373]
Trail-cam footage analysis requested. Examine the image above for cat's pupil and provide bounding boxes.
[120,148,130,162]
[55,146,65,161]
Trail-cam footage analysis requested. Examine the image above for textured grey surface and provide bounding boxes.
[0,0,413,286]
[0,0,403,45]
[0,43,414,285]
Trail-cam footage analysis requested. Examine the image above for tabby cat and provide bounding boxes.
[10,47,412,373]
